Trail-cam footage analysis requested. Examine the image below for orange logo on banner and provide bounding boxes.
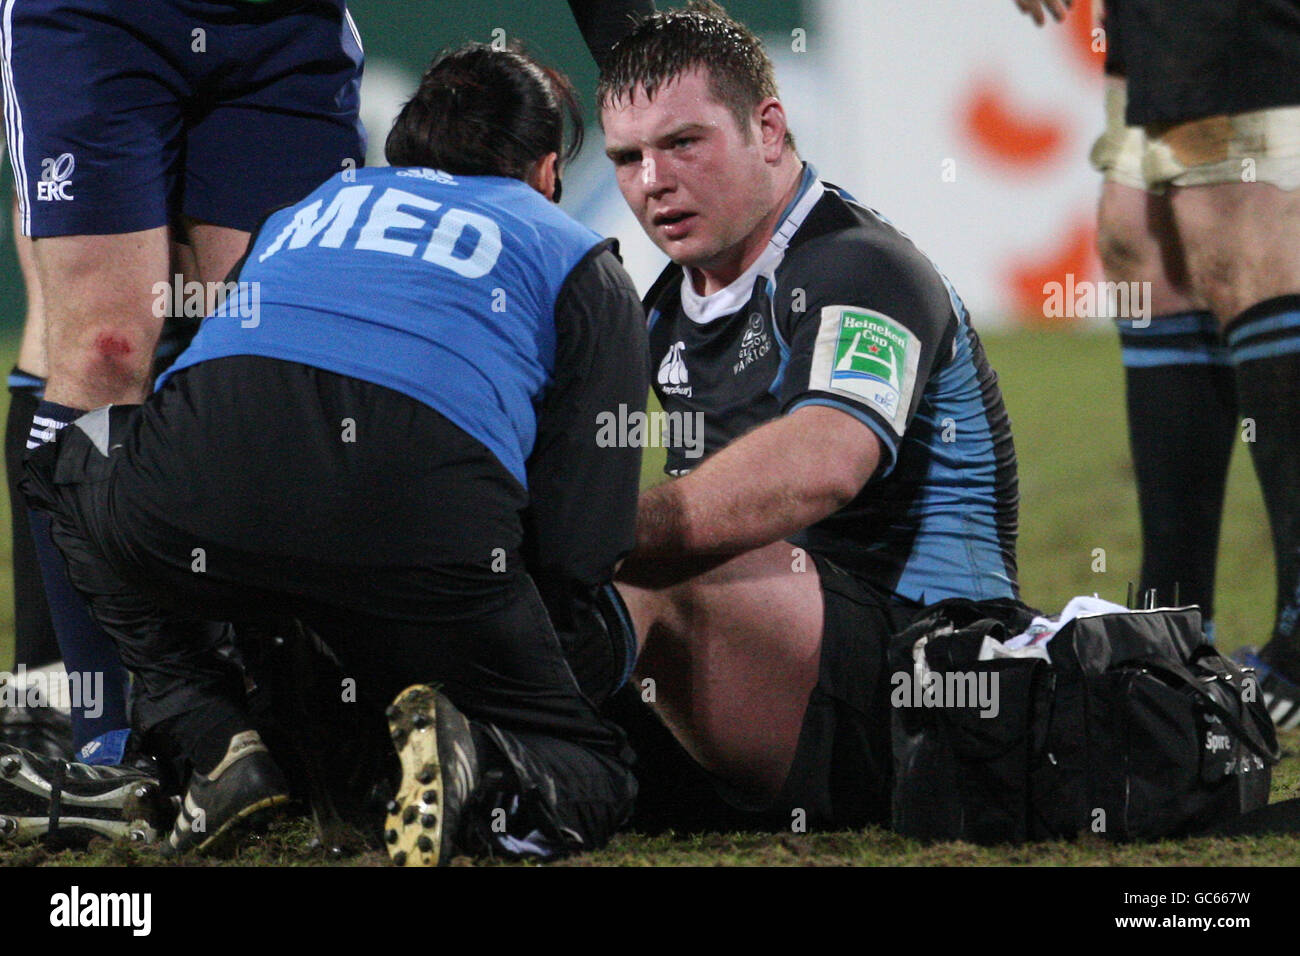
[962,77,1067,168]
[1008,216,1097,324]
[960,0,1107,322]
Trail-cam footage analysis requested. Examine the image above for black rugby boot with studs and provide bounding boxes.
[384,686,480,866]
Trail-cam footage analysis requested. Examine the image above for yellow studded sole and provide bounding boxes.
[384,685,445,867]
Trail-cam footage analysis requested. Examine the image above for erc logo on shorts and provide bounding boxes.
[37,153,76,202]
[810,305,919,436]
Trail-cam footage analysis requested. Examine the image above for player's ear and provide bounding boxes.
[755,97,788,162]
[527,152,561,202]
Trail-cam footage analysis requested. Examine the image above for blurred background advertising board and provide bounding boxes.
[0,0,1105,328]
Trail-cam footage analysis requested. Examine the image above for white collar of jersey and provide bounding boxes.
[679,167,826,325]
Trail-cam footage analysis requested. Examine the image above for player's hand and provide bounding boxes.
[1014,0,1071,26]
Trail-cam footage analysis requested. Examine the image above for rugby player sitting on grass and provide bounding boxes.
[599,2,1020,830]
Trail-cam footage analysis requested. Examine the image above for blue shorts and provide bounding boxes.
[0,0,365,237]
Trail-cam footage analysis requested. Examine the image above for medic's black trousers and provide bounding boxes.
[22,356,637,858]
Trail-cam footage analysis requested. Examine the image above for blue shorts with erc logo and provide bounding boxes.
[0,0,365,237]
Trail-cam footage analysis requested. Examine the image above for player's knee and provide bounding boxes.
[56,323,156,399]
[1095,218,1153,286]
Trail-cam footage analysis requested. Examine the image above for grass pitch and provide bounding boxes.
[1,327,1294,866]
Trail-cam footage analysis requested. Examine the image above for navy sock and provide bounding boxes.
[1226,295,1300,677]
[25,399,131,751]
[6,369,59,668]
[1118,312,1235,631]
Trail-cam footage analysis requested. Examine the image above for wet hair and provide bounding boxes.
[596,0,794,149]
[385,42,584,185]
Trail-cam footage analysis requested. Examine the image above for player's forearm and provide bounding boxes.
[633,408,877,558]
[634,471,827,559]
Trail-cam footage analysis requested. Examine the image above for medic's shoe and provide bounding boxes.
[384,686,480,866]
[164,730,290,856]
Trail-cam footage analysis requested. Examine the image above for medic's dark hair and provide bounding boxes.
[385,42,584,180]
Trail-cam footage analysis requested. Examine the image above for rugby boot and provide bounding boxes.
[0,743,169,846]
[164,730,290,856]
[1233,648,1300,730]
[384,686,480,866]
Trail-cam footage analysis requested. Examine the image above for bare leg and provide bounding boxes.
[33,228,170,408]
[1096,181,1200,312]
[617,541,822,800]
[13,198,47,379]
[1169,181,1300,325]
[185,220,252,308]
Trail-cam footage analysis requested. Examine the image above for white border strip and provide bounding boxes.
[0,0,31,234]
[344,5,364,55]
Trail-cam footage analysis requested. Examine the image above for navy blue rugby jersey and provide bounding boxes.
[643,165,1019,604]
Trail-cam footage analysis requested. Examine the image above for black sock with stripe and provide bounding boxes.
[6,369,59,667]
[25,399,132,752]
[1226,295,1300,677]
[1118,312,1235,632]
